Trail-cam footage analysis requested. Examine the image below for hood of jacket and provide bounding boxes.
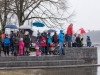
[60,30,63,34]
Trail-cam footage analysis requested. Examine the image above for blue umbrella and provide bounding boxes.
[32,21,45,27]
[48,29,56,33]
[5,24,17,29]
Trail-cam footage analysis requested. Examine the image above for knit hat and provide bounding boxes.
[20,38,23,41]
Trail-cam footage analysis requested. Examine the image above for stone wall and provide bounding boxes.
[64,47,97,64]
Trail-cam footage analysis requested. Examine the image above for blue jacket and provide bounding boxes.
[3,38,10,46]
[58,30,64,43]
[47,36,52,44]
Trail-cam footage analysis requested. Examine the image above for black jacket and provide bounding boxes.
[23,35,30,48]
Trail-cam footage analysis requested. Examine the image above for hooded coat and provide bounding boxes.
[58,30,64,43]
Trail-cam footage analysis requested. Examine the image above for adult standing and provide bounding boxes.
[72,34,77,47]
[23,31,31,56]
[52,32,58,54]
[47,33,52,55]
[40,33,47,55]
[12,33,19,56]
[58,30,64,55]
[1,32,5,52]
[37,30,41,43]
[76,34,82,47]
[43,31,48,55]
[52,32,58,45]
[10,31,14,54]
[19,29,25,38]
[66,23,73,47]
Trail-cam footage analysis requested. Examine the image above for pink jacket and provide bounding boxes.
[19,41,24,50]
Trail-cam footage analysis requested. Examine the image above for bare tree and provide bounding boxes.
[9,0,74,28]
[0,0,13,31]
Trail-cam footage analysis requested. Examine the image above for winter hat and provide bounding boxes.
[20,38,23,41]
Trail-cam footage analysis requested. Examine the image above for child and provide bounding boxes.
[3,34,10,56]
[35,40,40,56]
[19,38,24,56]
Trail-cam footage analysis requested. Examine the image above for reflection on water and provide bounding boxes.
[0,67,97,75]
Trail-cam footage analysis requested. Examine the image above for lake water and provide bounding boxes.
[0,46,100,75]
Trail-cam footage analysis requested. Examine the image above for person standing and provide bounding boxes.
[40,33,47,55]
[66,23,73,47]
[58,30,64,55]
[86,36,92,47]
[23,31,31,56]
[76,34,82,47]
[19,38,24,56]
[10,31,14,55]
[43,31,48,55]
[52,32,58,46]
[47,33,52,55]
[12,33,19,56]
[3,34,10,56]
[72,34,77,47]
[1,32,5,51]
[19,29,25,38]
[52,32,58,54]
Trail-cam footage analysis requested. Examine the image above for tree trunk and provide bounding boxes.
[18,0,24,26]
[1,0,7,32]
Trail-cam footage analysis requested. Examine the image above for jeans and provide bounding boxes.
[87,42,91,47]
[41,46,45,53]
[68,35,72,47]
[58,42,63,55]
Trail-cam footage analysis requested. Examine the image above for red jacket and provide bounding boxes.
[41,36,46,46]
[67,24,73,35]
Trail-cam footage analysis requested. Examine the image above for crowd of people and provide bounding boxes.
[0,23,92,56]
[0,30,31,56]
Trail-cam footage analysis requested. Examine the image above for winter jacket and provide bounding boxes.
[86,36,91,47]
[76,36,81,47]
[3,37,10,46]
[12,36,19,46]
[47,36,52,44]
[19,32,24,38]
[67,25,73,35]
[23,35,30,48]
[52,34,58,43]
[19,41,24,50]
[41,36,46,46]
[58,30,64,43]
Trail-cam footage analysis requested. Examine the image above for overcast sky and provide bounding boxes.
[69,0,100,31]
